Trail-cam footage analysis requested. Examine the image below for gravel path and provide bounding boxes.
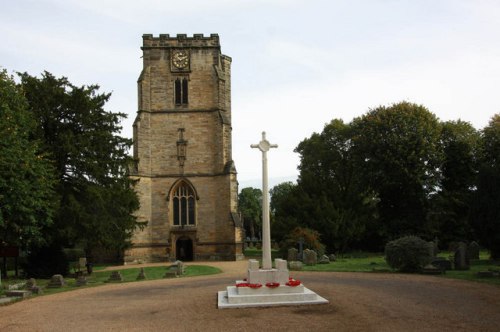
[1,261,499,331]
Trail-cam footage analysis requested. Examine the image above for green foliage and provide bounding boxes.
[17,71,140,256]
[428,120,479,245]
[471,114,500,259]
[282,227,326,256]
[0,70,56,249]
[238,187,262,239]
[352,102,443,242]
[384,236,433,272]
[270,182,302,242]
[22,245,70,278]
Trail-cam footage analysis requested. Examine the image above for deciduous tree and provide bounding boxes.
[0,70,55,250]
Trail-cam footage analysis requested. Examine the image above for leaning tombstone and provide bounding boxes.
[107,271,124,282]
[288,248,298,262]
[318,255,330,264]
[454,242,470,270]
[467,241,480,260]
[47,274,65,288]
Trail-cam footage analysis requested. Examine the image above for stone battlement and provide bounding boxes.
[142,33,220,48]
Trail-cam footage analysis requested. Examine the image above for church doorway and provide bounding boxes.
[176,237,193,261]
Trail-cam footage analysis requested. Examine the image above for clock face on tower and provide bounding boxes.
[172,50,189,69]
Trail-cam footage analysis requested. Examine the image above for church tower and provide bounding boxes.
[126,34,243,262]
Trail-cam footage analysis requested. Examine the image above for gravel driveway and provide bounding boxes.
[1,260,499,331]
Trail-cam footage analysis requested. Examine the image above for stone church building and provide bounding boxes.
[125,34,244,263]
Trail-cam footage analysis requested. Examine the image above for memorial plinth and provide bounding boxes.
[218,259,328,308]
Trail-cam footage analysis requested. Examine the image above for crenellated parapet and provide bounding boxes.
[142,33,220,49]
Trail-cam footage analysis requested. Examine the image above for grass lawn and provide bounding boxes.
[0,264,221,298]
[245,249,500,286]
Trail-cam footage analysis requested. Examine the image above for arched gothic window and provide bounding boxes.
[172,182,196,226]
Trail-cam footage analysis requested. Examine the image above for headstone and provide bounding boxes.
[303,249,317,266]
[431,257,452,271]
[328,254,336,262]
[433,237,440,256]
[287,248,298,262]
[107,271,124,282]
[25,278,36,290]
[288,261,303,271]
[164,260,185,278]
[428,241,436,258]
[47,274,65,288]
[467,241,480,260]
[454,242,470,270]
[272,242,280,250]
[136,267,146,280]
[318,255,330,264]
[422,264,443,275]
[25,278,42,294]
[255,242,262,250]
[76,275,88,286]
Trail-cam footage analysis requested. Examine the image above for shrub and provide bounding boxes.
[22,245,70,278]
[385,236,433,272]
[282,227,325,257]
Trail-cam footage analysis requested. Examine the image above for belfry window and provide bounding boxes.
[175,78,188,105]
[172,182,196,226]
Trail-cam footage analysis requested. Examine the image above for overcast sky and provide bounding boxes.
[2,0,500,188]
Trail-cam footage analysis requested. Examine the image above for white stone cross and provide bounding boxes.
[251,132,278,270]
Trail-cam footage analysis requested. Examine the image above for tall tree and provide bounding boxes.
[0,70,55,250]
[238,187,262,240]
[471,114,500,259]
[351,102,443,241]
[294,119,377,252]
[18,71,140,256]
[428,120,479,245]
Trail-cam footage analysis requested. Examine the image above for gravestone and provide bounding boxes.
[288,248,298,262]
[288,261,303,271]
[255,242,262,250]
[25,278,42,294]
[318,255,330,264]
[433,237,440,256]
[454,242,470,270]
[431,257,452,271]
[136,267,146,280]
[108,271,124,282]
[428,241,436,258]
[467,241,480,260]
[47,274,65,288]
[303,249,317,266]
[76,275,88,286]
[164,260,185,278]
[329,254,336,262]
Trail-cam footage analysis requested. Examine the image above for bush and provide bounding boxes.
[385,236,433,272]
[22,245,70,278]
[281,227,325,257]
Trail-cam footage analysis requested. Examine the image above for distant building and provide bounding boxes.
[126,34,243,263]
